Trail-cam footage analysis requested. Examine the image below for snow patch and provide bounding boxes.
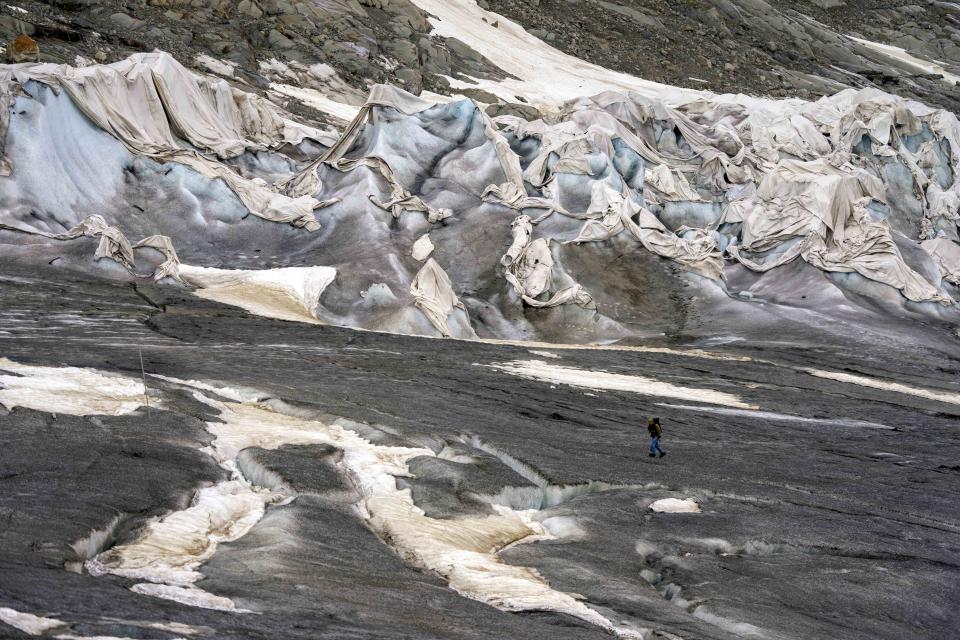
[269,82,361,122]
[649,498,701,513]
[805,369,960,406]
[539,515,588,540]
[151,375,266,404]
[488,360,757,408]
[848,36,960,86]
[477,338,752,361]
[84,392,299,611]
[0,358,149,416]
[179,264,336,324]
[692,607,766,637]
[409,0,696,108]
[0,608,65,635]
[129,583,242,612]
[259,58,366,123]
[527,349,560,359]
[194,54,235,78]
[86,469,290,611]
[656,403,894,429]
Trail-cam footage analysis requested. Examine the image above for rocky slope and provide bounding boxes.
[0,0,509,109]
[2,0,960,113]
[483,0,960,110]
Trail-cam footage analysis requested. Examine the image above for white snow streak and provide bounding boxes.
[409,0,696,108]
[848,36,960,86]
[478,338,752,361]
[656,403,894,429]
[0,607,158,640]
[488,359,757,408]
[806,369,960,406]
[86,478,281,610]
[194,54,235,78]
[269,82,361,122]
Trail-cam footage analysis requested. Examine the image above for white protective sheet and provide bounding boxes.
[565,182,724,280]
[922,237,960,286]
[0,214,183,282]
[724,159,950,303]
[2,39,958,339]
[178,264,337,324]
[0,53,331,230]
[410,258,471,337]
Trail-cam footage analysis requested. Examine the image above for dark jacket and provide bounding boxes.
[648,421,662,438]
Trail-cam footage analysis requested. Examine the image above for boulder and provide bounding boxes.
[385,39,418,67]
[238,0,264,19]
[394,67,423,92]
[109,12,146,30]
[267,28,295,49]
[8,34,39,63]
[418,39,451,75]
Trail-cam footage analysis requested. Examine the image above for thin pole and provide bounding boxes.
[139,346,149,411]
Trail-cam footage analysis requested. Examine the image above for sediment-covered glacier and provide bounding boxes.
[1,5,959,640]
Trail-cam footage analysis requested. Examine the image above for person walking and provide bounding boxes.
[648,417,665,458]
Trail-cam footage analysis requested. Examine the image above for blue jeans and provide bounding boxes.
[650,436,663,455]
